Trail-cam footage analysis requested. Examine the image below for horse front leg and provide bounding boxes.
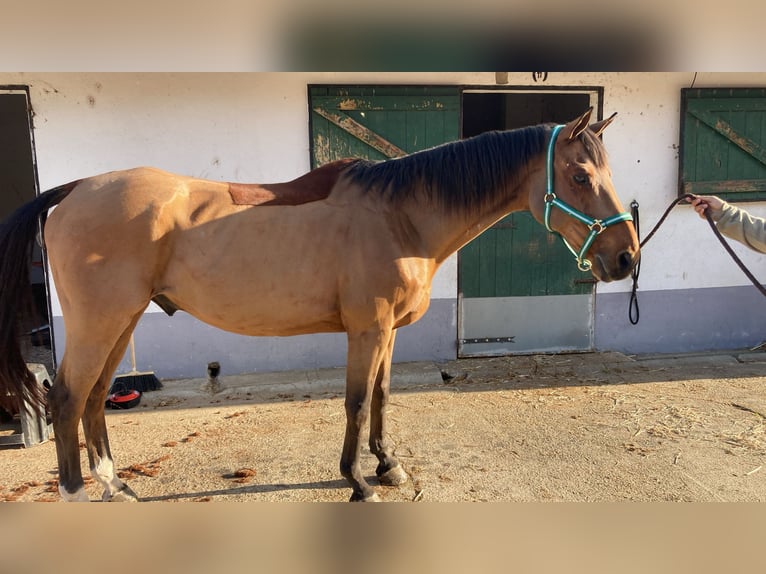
[369,329,408,487]
[341,326,394,502]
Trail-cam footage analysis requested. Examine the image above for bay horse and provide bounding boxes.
[0,108,638,501]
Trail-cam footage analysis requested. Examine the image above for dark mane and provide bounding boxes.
[344,124,609,212]
[345,125,550,212]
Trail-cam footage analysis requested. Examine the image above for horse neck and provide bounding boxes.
[405,156,543,264]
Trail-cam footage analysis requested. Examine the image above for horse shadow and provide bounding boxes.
[140,477,357,502]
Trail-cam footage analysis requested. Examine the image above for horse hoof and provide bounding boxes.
[104,484,139,502]
[60,486,90,502]
[378,464,409,486]
[349,491,382,502]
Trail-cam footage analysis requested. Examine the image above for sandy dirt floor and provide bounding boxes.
[1,350,765,502]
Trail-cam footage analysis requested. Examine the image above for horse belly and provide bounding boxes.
[160,240,345,336]
[181,289,344,336]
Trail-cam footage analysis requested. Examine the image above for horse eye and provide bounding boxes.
[573,173,590,185]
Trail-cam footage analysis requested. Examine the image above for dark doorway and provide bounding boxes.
[462,91,592,136]
[0,89,53,374]
[457,89,602,357]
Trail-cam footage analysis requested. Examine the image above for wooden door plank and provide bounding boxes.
[688,107,766,168]
[494,215,514,296]
[312,107,406,158]
[477,230,497,298]
[683,179,766,195]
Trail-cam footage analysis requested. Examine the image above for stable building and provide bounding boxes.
[1,72,765,380]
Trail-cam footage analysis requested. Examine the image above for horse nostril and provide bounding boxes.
[618,250,635,272]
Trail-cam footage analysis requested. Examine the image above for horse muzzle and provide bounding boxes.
[593,249,639,282]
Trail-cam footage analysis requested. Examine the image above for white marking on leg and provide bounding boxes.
[93,456,131,501]
[94,455,114,484]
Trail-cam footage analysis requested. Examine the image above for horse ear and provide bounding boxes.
[589,112,617,138]
[565,108,593,141]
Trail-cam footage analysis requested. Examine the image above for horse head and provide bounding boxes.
[528,108,639,282]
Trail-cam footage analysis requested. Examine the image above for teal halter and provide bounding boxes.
[544,124,633,272]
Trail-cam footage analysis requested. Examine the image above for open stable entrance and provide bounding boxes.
[0,88,52,371]
[458,89,602,356]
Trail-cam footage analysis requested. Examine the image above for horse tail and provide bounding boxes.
[0,180,80,416]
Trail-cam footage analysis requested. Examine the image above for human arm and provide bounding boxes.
[691,195,766,254]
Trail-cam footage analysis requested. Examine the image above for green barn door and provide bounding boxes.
[458,90,601,357]
[309,86,460,168]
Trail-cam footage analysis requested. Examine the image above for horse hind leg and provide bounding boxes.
[48,341,116,502]
[48,362,91,501]
[369,330,408,487]
[81,319,143,502]
[48,307,145,502]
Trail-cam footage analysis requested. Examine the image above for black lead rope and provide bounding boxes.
[699,206,766,298]
[628,200,641,324]
[638,194,695,249]
[631,193,766,324]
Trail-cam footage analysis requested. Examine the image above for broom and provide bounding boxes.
[110,335,162,392]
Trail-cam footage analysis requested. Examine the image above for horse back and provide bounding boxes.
[229,158,359,207]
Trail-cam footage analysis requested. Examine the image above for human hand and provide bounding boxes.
[688,195,725,219]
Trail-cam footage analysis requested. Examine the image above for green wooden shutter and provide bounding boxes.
[309,86,460,167]
[681,88,766,201]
